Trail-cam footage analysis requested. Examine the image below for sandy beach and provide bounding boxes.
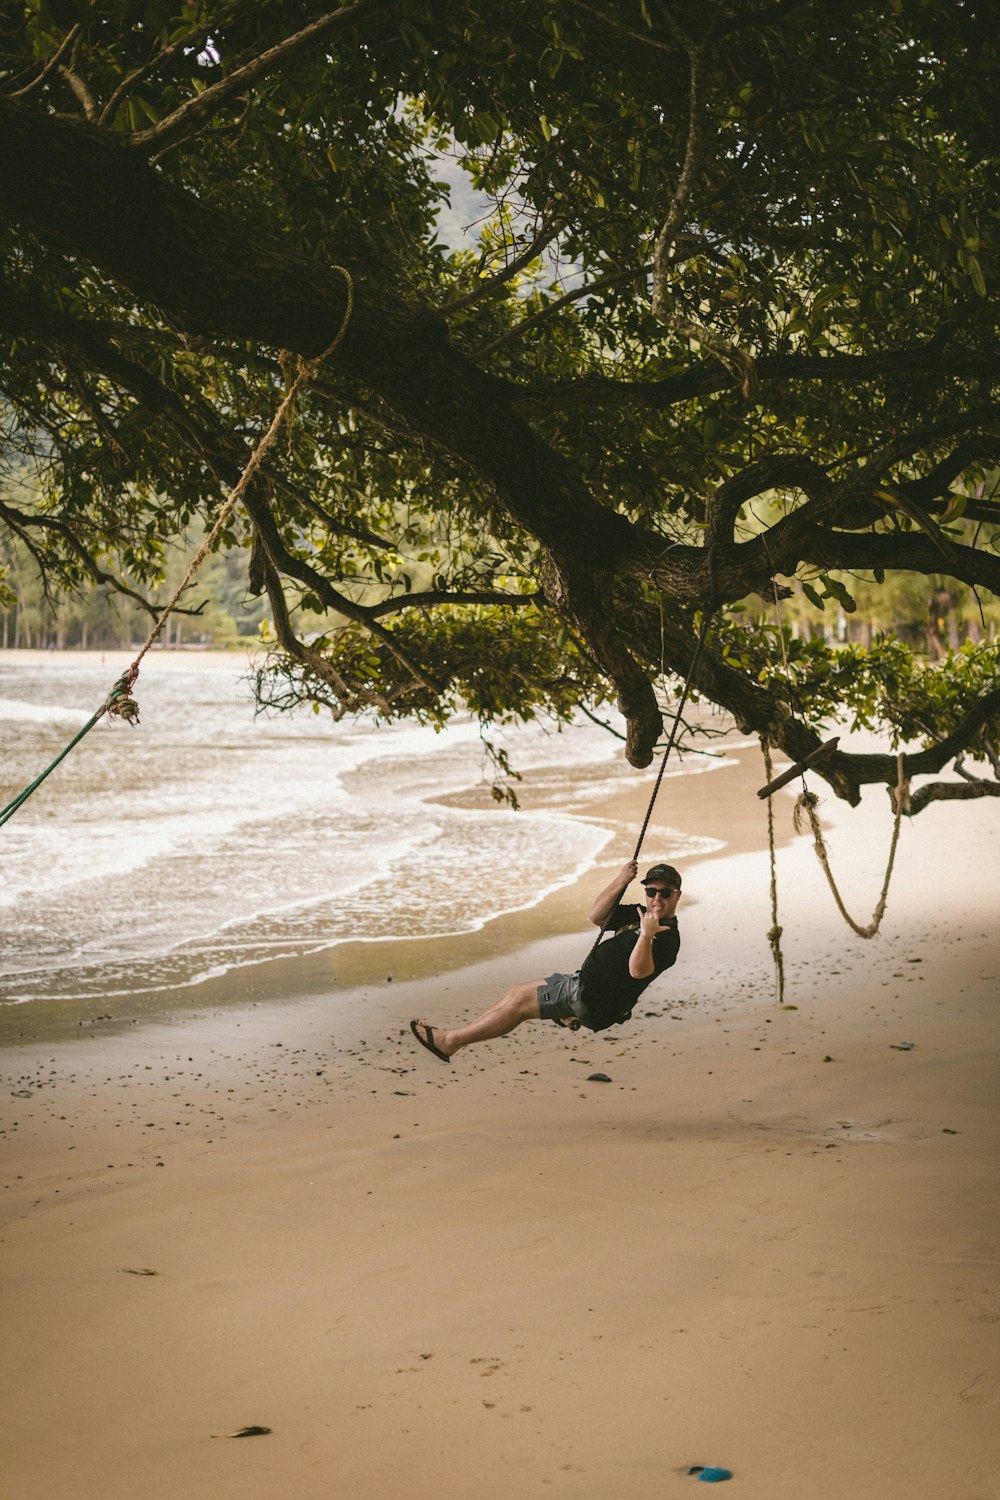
[3,744,999,1500]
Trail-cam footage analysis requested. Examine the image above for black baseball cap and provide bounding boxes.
[642,863,681,889]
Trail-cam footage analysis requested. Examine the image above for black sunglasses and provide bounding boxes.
[644,885,678,898]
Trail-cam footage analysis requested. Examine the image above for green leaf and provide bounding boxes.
[824,578,857,613]
[802,582,826,611]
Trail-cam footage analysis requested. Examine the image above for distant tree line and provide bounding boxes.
[0,530,267,650]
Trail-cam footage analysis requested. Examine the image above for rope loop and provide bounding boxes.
[793,752,908,939]
[760,566,909,975]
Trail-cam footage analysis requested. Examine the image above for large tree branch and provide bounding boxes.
[756,519,1000,595]
[3,97,985,621]
[512,346,1000,417]
[648,601,1000,806]
[474,263,652,359]
[366,588,544,619]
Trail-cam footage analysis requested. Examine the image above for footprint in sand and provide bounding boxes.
[958,1373,997,1406]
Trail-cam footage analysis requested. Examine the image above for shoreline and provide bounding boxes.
[0,737,773,1049]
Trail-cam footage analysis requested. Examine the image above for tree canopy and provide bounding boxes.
[1,0,999,813]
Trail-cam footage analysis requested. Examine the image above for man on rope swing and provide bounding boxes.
[410,861,682,1063]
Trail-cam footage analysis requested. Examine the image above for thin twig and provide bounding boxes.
[99,35,191,127]
[9,25,80,98]
[564,0,677,53]
[442,216,568,317]
[58,61,98,121]
[474,263,652,360]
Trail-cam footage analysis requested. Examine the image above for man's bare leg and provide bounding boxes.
[412,979,543,1059]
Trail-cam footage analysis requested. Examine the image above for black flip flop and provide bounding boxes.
[410,1018,451,1064]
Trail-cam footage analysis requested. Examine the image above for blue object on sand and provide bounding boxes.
[688,1466,733,1483]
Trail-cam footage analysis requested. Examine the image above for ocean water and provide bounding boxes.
[1,652,727,1009]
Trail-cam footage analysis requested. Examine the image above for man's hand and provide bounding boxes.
[629,906,661,977]
[638,907,663,941]
[589,859,639,926]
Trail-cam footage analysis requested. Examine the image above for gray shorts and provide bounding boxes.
[537,971,593,1029]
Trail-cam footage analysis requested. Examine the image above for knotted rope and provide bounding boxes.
[792,752,909,939]
[761,739,786,1004]
[0,270,354,830]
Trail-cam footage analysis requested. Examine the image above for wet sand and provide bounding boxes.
[2,747,998,1499]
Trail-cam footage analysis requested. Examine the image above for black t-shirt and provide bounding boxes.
[579,903,680,1031]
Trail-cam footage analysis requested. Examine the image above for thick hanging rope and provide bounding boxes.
[631,605,717,869]
[793,752,908,939]
[0,270,354,831]
[584,604,717,969]
[757,567,909,988]
[758,573,796,1000]
[761,738,786,1004]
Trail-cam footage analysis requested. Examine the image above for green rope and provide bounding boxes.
[0,666,139,828]
[0,712,101,828]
